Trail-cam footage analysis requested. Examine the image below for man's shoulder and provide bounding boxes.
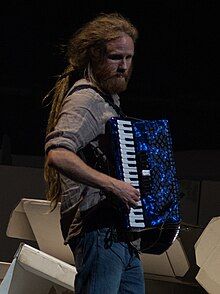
[66,79,104,106]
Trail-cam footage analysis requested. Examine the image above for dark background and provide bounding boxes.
[0,0,219,156]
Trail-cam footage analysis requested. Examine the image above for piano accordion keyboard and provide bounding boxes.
[117,119,145,229]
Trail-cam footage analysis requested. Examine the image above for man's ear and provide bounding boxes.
[89,47,100,60]
[89,45,105,61]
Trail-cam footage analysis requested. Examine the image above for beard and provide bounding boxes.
[92,64,132,94]
[99,75,129,94]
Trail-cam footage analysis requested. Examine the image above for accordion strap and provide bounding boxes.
[68,84,122,172]
[68,84,127,118]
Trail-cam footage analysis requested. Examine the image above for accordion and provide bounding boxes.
[105,117,181,254]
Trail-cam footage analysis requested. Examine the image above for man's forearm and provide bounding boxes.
[46,148,140,206]
[47,148,115,191]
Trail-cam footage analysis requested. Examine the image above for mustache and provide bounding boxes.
[102,73,128,81]
[93,63,132,82]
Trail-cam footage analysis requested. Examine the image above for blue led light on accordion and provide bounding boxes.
[133,119,181,227]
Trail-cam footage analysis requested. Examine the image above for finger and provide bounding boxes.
[129,198,139,207]
[131,186,140,197]
[122,199,130,211]
[125,202,130,210]
[135,188,140,196]
[130,203,138,209]
[132,192,140,202]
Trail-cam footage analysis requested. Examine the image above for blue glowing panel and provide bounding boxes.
[133,120,181,227]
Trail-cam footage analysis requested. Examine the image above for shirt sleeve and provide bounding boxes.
[45,89,105,154]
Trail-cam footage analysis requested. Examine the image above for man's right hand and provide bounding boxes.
[107,178,140,208]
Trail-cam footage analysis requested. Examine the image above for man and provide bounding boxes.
[44,13,145,293]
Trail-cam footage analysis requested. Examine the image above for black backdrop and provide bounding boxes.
[0,0,219,156]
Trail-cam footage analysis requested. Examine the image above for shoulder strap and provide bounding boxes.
[68,84,127,118]
[68,84,118,173]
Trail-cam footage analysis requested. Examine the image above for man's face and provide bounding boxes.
[92,34,135,94]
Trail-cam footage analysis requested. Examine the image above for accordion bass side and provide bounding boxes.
[105,117,181,254]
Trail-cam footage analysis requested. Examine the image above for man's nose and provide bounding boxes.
[118,58,127,71]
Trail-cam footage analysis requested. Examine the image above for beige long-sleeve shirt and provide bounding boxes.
[45,79,120,243]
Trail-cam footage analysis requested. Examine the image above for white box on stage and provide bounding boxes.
[6,198,73,264]
[0,243,76,294]
[0,263,10,284]
[195,216,220,294]
[141,237,189,278]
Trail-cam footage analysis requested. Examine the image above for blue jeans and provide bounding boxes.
[69,228,145,294]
